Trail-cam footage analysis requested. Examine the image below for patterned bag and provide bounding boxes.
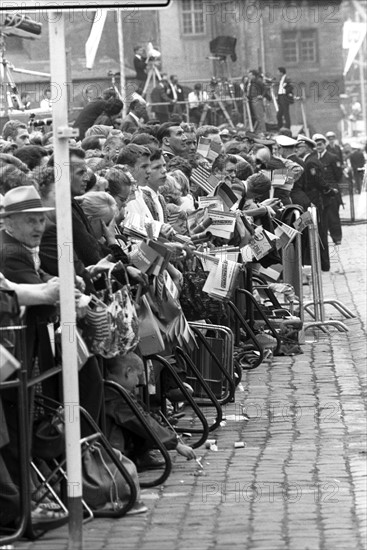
[79,269,139,358]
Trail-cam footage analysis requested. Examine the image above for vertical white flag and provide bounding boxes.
[343,22,367,76]
[85,10,107,70]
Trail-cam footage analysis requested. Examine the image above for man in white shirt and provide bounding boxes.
[277,67,294,130]
[141,149,168,223]
[117,144,174,237]
[40,87,53,111]
[188,83,209,125]
[117,144,153,220]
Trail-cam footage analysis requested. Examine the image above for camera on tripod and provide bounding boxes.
[0,12,42,39]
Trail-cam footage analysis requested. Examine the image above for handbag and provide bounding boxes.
[32,406,65,460]
[82,442,140,511]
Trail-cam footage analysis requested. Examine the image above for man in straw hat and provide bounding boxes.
[0,185,70,528]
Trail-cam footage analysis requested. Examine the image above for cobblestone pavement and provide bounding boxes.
[13,224,367,550]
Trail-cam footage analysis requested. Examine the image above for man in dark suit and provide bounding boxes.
[73,98,112,141]
[313,133,343,245]
[325,131,343,165]
[166,75,185,116]
[120,99,147,134]
[295,135,337,271]
[150,75,172,123]
[245,69,270,134]
[133,46,147,94]
[277,67,294,130]
[0,186,57,379]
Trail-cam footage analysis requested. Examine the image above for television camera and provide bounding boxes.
[0,12,42,39]
[0,13,47,115]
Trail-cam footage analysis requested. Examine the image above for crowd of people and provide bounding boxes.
[0,83,366,534]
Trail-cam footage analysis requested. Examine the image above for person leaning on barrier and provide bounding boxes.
[0,271,64,528]
[0,186,73,526]
[271,135,304,206]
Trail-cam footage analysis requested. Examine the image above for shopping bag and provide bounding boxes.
[137,295,165,356]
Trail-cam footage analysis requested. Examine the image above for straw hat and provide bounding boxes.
[0,185,54,217]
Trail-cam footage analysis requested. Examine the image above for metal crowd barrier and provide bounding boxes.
[145,96,249,128]
[303,206,354,333]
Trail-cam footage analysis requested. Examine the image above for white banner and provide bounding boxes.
[85,10,107,69]
[343,22,367,76]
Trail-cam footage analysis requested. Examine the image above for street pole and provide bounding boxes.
[259,15,266,74]
[357,14,366,136]
[117,9,127,117]
[48,12,83,550]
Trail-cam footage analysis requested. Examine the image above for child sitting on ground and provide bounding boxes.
[105,352,196,470]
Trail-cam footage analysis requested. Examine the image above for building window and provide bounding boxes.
[181,0,205,35]
[282,29,318,64]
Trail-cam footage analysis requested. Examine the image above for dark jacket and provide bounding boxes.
[318,151,343,184]
[150,83,171,118]
[288,154,312,212]
[302,152,333,210]
[0,230,55,376]
[40,202,128,286]
[326,143,343,165]
[73,100,110,140]
[120,113,140,134]
[133,55,147,82]
[246,77,270,101]
[105,386,177,457]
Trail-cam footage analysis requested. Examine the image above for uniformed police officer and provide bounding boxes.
[313,133,343,246]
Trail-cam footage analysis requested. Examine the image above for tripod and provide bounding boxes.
[142,60,161,98]
[0,32,24,114]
